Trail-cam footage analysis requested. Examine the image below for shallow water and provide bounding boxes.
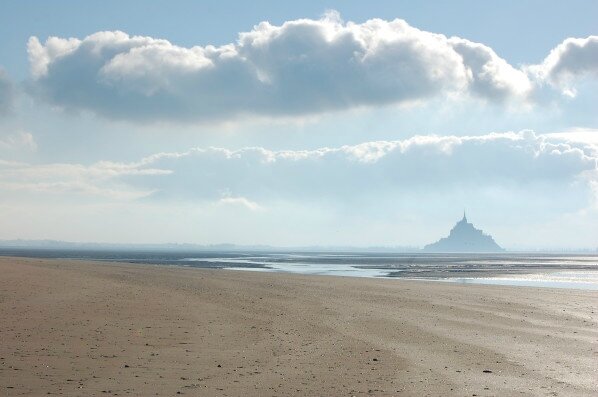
[1,248,597,290]
[224,256,598,290]
[438,271,598,290]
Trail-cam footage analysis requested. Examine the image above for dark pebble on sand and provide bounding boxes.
[124,364,130,368]
[482,370,492,373]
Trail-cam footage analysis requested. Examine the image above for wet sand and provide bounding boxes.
[0,256,596,396]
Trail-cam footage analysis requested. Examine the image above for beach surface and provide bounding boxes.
[0,256,596,396]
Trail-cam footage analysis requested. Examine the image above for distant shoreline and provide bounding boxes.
[0,244,596,254]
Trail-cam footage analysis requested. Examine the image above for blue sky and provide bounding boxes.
[0,1,597,248]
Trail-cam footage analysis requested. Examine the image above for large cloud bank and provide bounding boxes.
[25,13,568,122]
[1,131,596,206]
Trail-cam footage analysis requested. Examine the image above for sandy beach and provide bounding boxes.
[0,256,596,396]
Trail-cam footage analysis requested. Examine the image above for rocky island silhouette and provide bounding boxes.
[424,212,504,252]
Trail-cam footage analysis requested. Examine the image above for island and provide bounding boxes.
[424,212,504,252]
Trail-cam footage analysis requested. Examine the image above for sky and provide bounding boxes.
[0,1,597,249]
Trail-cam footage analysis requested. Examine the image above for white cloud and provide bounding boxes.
[531,36,598,96]
[0,131,37,152]
[1,131,595,209]
[0,158,167,200]
[28,14,541,122]
[27,36,81,79]
[547,128,598,148]
[218,196,263,211]
[449,38,531,100]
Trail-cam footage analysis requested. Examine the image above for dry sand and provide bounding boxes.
[0,256,596,396]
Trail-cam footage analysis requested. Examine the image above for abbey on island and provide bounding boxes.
[424,212,504,253]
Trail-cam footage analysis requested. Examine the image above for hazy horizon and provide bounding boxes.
[1,1,597,249]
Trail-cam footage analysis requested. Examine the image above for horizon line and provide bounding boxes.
[0,239,596,253]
